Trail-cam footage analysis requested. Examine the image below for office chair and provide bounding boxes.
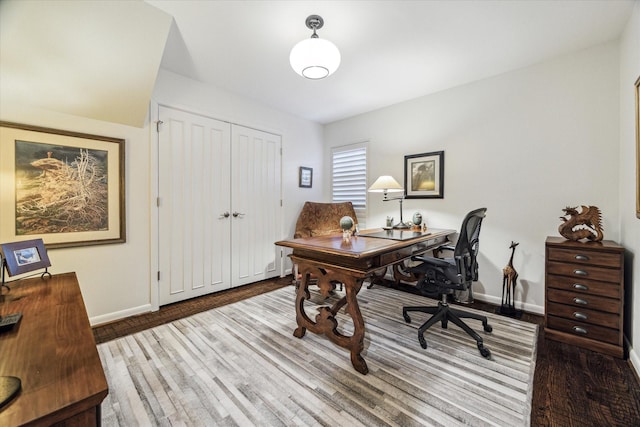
[402,208,492,358]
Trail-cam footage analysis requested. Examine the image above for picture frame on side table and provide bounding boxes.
[0,121,126,248]
[0,238,51,277]
[299,166,313,188]
[404,151,444,199]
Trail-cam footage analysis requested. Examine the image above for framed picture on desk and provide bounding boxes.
[1,238,51,277]
[404,151,444,199]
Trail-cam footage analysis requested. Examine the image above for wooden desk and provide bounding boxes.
[0,272,108,426]
[276,228,454,374]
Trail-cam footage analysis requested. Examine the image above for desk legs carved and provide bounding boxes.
[293,262,368,375]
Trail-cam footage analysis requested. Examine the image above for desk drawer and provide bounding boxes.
[379,247,412,265]
[547,247,621,268]
[546,288,619,314]
[546,275,621,299]
[546,315,620,345]
[547,261,621,283]
[547,302,620,329]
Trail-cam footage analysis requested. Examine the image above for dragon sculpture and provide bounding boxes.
[558,205,603,242]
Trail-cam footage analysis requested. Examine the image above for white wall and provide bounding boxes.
[0,70,323,324]
[0,103,154,323]
[324,41,621,314]
[619,2,640,375]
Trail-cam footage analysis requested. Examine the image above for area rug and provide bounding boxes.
[98,285,538,427]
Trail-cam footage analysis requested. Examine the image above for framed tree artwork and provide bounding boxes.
[0,121,126,248]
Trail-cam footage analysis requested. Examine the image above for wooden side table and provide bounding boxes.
[544,236,625,358]
[0,272,108,425]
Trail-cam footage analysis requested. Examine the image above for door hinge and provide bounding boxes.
[156,120,164,133]
[157,271,161,281]
[280,199,283,207]
[157,197,161,207]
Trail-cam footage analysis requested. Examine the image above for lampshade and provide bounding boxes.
[368,175,404,193]
[290,15,341,79]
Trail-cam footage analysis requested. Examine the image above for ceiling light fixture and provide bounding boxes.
[290,15,340,79]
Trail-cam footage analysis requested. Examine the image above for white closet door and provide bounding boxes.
[158,106,232,305]
[230,124,281,287]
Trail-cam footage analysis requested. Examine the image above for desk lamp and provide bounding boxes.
[368,175,410,229]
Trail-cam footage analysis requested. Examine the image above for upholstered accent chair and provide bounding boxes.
[293,201,358,239]
[292,201,358,289]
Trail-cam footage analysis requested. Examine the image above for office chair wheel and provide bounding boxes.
[418,333,427,349]
[484,324,493,333]
[478,343,491,358]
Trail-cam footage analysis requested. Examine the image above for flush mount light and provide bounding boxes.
[290,15,341,79]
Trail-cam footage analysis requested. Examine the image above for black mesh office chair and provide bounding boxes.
[402,208,492,358]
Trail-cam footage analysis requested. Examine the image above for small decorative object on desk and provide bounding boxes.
[412,212,422,226]
[386,216,393,228]
[340,216,354,241]
[497,241,522,318]
[558,205,603,241]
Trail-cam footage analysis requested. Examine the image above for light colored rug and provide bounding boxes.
[98,285,538,427]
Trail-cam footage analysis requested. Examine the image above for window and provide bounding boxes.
[331,142,367,227]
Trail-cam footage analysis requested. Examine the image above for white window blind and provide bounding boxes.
[331,143,367,227]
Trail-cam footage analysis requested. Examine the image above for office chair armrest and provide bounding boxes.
[410,255,452,269]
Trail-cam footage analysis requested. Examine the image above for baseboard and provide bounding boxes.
[474,292,545,315]
[90,303,155,327]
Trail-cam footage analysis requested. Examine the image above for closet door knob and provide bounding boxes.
[219,212,230,218]
[232,212,245,218]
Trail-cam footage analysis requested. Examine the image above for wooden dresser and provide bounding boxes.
[0,272,108,426]
[544,236,625,358]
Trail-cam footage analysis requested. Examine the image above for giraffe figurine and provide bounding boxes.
[501,241,519,312]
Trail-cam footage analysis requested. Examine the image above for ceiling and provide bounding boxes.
[147,0,635,124]
[0,1,634,128]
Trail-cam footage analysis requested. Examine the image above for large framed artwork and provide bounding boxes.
[404,151,444,199]
[636,76,640,218]
[0,121,125,248]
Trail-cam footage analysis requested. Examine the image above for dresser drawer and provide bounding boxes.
[546,275,621,299]
[546,288,619,314]
[547,302,620,329]
[547,247,621,268]
[547,260,621,283]
[546,315,620,345]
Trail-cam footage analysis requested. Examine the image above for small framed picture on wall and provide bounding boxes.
[299,166,313,188]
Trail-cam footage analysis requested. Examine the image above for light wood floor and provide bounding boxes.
[93,277,640,427]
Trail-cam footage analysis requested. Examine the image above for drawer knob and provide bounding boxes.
[573,312,588,320]
[573,283,589,291]
[575,254,590,261]
[573,297,588,305]
[572,326,588,335]
[573,269,588,276]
